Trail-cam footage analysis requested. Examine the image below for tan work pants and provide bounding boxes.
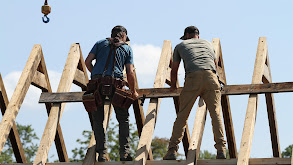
[169,70,226,152]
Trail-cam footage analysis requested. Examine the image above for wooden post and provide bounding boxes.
[186,98,207,165]
[36,50,69,162]
[0,45,42,154]
[212,38,237,158]
[237,37,281,165]
[262,55,281,157]
[134,40,172,165]
[33,44,89,165]
[131,69,154,160]
[0,73,27,162]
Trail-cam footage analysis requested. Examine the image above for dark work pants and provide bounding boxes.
[91,97,130,156]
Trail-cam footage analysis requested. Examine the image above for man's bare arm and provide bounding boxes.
[85,53,95,72]
[171,61,180,89]
[126,64,138,99]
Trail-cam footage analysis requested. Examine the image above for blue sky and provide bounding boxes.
[1,0,293,161]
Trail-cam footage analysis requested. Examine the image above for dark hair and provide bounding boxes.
[111,25,130,41]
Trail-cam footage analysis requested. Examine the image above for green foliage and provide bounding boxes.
[71,121,139,161]
[151,137,169,160]
[106,122,139,161]
[198,150,216,159]
[0,123,39,163]
[282,144,292,158]
[70,130,92,162]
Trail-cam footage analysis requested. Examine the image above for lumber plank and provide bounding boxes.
[131,69,154,160]
[265,93,280,157]
[0,73,27,162]
[38,52,69,162]
[262,65,271,83]
[212,38,237,158]
[73,69,87,90]
[263,55,280,157]
[0,44,42,154]
[186,98,207,165]
[31,71,48,91]
[33,43,82,165]
[291,152,293,164]
[134,40,172,165]
[237,37,268,165]
[39,82,293,103]
[4,158,291,165]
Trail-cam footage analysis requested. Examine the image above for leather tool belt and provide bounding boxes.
[82,77,134,112]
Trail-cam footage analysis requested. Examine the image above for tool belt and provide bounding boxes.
[82,77,135,112]
[82,38,136,112]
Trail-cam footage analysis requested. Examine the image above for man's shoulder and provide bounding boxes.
[120,44,132,51]
[95,38,109,45]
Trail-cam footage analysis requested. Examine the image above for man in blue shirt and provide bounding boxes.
[85,25,138,162]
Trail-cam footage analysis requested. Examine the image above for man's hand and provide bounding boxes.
[132,91,139,100]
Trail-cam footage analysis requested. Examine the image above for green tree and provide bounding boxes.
[151,137,169,160]
[282,144,292,158]
[106,122,139,161]
[70,130,92,162]
[0,123,39,163]
[71,121,178,161]
[198,150,216,159]
[71,121,139,161]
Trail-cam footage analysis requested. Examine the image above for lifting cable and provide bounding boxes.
[41,0,51,23]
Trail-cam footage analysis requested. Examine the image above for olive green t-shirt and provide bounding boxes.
[173,38,216,74]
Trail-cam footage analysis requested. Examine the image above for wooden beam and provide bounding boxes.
[4,158,292,165]
[73,69,87,90]
[263,54,280,157]
[237,37,268,165]
[0,74,27,163]
[31,71,48,91]
[212,38,237,158]
[265,93,280,157]
[33,43,82,165]
[38,53,69,162]
[0,44,42,154]
[39,82,293,104]
[186,98,207,165]
[134,40,172,165]
[131,69,154,160]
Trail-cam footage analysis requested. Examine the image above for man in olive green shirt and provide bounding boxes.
[163,26,226,160]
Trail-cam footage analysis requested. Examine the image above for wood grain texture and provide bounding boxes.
[134,40,172,165]
[0,73,27,162]
[0,44,42,154]
[186,98,207,165]
[40,53,69,162]
[33,43,82,165]
[237,37,267,165]
[3,158,291,165]
[212,38,237,158]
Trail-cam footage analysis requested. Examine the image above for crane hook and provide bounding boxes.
[42,15,50,23]
[42,0,51,23]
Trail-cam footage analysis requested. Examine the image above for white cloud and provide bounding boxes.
[132,44,162,87]
[132,44,185,87]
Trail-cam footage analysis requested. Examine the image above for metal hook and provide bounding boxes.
[42,15,50,23]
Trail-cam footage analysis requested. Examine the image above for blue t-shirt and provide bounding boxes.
[89,39,134,78]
